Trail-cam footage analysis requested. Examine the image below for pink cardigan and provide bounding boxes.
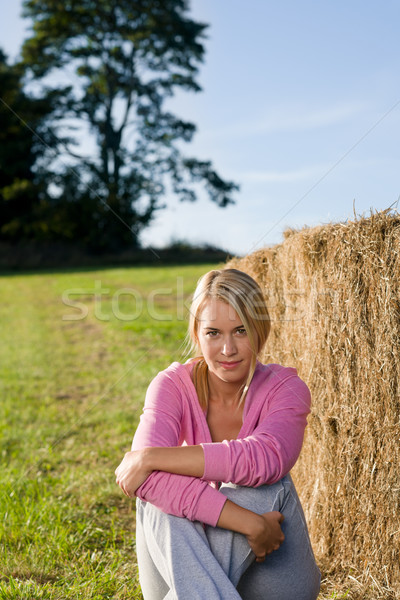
[132,360,311,527]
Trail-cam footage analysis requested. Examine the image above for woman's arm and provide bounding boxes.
[201,372,311,487]
[117,366,301,538]
[117,371,311,496]
[115,447,285,560]
[217,500,285,560]
[117,372,311,494]
[117,370,227,526]
[115,445,205,496]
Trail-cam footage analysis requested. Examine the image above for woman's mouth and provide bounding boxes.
[219,360,242,369]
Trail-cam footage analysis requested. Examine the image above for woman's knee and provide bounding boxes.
[136,499,206,544]
[218,477,289,516]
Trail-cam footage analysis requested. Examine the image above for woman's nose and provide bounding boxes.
[222,336,237,355]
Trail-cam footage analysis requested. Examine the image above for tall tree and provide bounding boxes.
[0,49,59,240]
[21,0,238,251]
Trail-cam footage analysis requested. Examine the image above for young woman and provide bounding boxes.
[115,269,321,599]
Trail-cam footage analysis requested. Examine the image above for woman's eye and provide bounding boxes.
[205,329,246,337]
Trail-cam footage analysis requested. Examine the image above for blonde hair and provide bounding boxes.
[185,269,271,409]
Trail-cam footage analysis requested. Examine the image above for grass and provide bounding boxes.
[0,264,215,599]
[0,263,350,599]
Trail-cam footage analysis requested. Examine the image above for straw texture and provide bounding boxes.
[228,210,400,598]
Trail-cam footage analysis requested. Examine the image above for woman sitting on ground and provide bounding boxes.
[115,268,321,599]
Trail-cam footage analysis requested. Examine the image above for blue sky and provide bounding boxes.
[1,0,400,256]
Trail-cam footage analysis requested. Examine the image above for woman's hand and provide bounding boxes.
[217,500,285,562]
[115,450,152,497]
[246,511,285,562]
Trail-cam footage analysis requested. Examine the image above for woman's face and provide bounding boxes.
[196,298,254,386]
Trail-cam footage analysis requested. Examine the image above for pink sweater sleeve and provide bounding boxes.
[131,371,227,526]
[201,372,311,486]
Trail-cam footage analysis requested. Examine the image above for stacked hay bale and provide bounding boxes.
[228,210,400,597]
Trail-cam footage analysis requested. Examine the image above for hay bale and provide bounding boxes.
[228,210,400,597]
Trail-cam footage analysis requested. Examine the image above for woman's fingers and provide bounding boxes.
[255,553,266,562]
[115,450,152,497]
[115,453,135,496]
[246,510,285,559]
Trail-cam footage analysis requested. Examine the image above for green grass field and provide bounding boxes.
[0,264,345,599]
[0,264,217,599]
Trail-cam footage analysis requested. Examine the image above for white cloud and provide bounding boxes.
[237,165,328,184]
[200,101,368,139]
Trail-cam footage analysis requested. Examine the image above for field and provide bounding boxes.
[0,264,344,599]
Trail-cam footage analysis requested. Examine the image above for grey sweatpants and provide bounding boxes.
[135,475,321,599]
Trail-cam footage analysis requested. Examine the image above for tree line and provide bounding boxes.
[0,0,238,253]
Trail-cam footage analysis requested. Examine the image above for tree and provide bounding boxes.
[0,49,43,239]
[0,49,71,242]
[20,0,238,251]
